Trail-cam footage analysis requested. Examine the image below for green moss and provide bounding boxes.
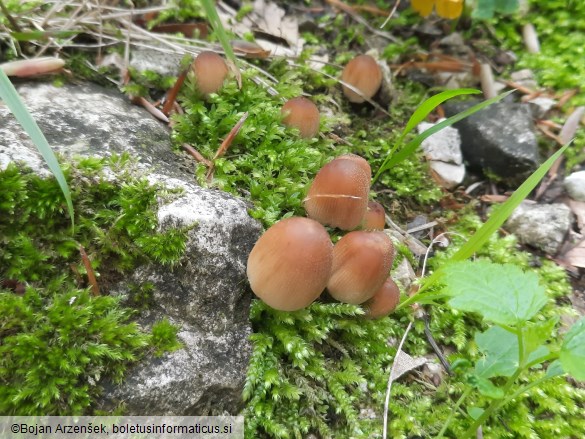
[0,156,188,414]
[150,318,183,357]
[492,0,585,106]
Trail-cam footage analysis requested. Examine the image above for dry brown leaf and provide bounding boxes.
[564,240,585,268]
[231,40,271,58]
[569,199,585,232]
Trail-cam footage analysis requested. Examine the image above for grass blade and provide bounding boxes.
[402,88,480,139]
[373,90,514,182]
[0,69,74,229]
[200,0,238,65]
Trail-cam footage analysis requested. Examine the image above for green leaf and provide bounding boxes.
[472,0,495,19]
[474,376,505,399]
[474,326,518,379]
[522,318,557,360]
[494,0,519,14]
[468,407,484,420]
[10,30,79,41]
[374,90,513,181]
[560,317,585,380]
[0,70,74,230]
[442,261,547,326]
[546,360,565,378]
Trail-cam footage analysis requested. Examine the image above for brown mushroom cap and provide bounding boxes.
[247,217,333,311]
[192,51,228,96]
[282,97,320,139]
[327,230,394,304]
[341,55,382,103]
[304,154,371,230]
[363,277,400,319]
[361,201,386,230]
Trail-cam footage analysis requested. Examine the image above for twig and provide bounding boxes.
[380,0,401,29]
[0,0,23,32]
[181,143,213,167]
[79,244,100,296]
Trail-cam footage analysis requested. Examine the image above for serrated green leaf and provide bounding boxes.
[442,261,547,326]
[0,70,74,230]
[560,317,585,380]
[474,326,518,378]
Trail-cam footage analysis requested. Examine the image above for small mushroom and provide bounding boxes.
[281,97,321,139]
[341,55,382,103]
[363,277,400,319]
[247,217,333,311]
[191,51,228,96]
[327,230,394,304]
[361,201,386,230]
[304,154,371,230]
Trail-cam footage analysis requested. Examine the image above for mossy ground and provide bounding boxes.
[1,0,584,437]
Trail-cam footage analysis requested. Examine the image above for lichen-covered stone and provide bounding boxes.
[505,202,572,255]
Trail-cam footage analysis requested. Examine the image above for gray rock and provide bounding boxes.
[527,96,557,119]
[510,69,538,89]
[0,81,262,415]
[417,119,465,189]
[130,46,184,77]
[0,82,183,179]
[564,171,585,202]
[505,202,572,255]
[444,100,540,183]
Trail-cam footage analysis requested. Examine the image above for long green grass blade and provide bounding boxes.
[0,70,75,229]
[402,88,480,139]
[200,0,237,65]
[420,141,570,292]
[373,90,514,182]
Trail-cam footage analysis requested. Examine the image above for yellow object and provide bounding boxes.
[411,0,434,17]
[436,0,464,19]
[411,0,464,19]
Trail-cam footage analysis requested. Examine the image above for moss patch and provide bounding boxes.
[0,155,187,414]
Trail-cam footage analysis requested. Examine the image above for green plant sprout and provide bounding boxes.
[434,261,584,438]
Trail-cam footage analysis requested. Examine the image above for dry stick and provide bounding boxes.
[380,0,401,29]
[182,144,213,168]
[162,65,190,116]
[206,112,249,182]
[79,245,100,296]
[325,0,398,42]
[131,96,169,123]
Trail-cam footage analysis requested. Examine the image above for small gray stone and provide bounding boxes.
[418,120,463,164]
[444,100,540,183]
[130,47,184,77]
[528,96,557,119]
[505,202,572,255]
[510,69,538,89]
[564,171,585,202]
[429,161,465,189]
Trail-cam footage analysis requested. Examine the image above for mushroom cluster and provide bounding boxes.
[247,154,400,318]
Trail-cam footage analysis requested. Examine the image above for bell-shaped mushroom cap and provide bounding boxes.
[192,51,228,96]
[327,230,394,304]
[361,201,386,230]
[282,97,320,139]
[247,217,333,311]
[341,54,382,103]
[363,277,400,319]
[304,154,371,230]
